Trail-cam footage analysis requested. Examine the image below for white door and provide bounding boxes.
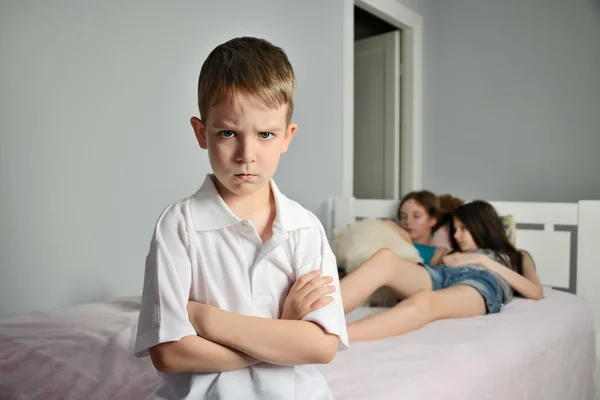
[353,30,401,200]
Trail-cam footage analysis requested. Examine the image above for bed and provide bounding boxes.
[0,288,595,400]
[1,198,599,399]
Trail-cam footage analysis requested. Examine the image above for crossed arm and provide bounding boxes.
[187,303,339,366]
[149,271,339,373]
[149,331,260,373]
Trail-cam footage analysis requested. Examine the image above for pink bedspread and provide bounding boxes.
[0,289,596,400]
[0,297,159,400]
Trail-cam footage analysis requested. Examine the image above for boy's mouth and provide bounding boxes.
[235,173,255,180]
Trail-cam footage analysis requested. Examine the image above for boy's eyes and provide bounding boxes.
[217,131,274,139]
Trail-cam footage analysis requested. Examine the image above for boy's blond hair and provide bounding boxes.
[197,37,296,123]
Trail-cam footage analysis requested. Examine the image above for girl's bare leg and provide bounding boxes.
[347,285,486,341]
[340,248,432,314]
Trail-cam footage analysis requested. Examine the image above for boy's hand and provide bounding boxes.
[281,270,336,320]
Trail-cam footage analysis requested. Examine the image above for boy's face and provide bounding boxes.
[191,92,297,200]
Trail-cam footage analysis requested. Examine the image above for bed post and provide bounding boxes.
[576,200,600,360]
[331,197,355,238]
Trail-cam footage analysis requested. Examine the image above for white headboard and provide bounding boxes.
[489,201,577,292]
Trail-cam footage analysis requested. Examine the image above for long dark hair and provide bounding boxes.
[450,200,523,274]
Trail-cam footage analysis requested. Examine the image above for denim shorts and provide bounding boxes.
[421,264,504,314]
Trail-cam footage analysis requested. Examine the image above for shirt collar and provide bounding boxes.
[190,174,312,232]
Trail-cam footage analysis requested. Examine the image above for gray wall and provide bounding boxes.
[0,0,344,318]
[396,0,425,15]
[5,0,594,318]
[421,0,600,202]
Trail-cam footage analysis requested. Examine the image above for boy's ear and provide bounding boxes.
[281,122,298,153]
[191,117,208,149]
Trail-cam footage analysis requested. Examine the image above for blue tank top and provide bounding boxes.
[413,243,437,265]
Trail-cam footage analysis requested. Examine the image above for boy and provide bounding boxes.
[134,37,348,400]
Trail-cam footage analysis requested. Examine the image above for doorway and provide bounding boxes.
[353,6,401,200]
[342,0,423,201]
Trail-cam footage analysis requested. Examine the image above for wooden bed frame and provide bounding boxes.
[328,197,600,360]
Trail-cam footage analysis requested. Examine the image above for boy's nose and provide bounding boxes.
[236,138,256,163]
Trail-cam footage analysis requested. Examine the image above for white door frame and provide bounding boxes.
[342,0,423,198]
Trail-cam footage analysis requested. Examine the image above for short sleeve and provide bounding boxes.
[134,203,197,357]
[297,214,350,349]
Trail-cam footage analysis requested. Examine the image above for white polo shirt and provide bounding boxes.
[135,174,348,400]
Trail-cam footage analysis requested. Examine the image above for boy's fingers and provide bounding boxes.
[292,270,322,293]
[303,284,336,307]
[297,275,333,298]
[310,295,334,311]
